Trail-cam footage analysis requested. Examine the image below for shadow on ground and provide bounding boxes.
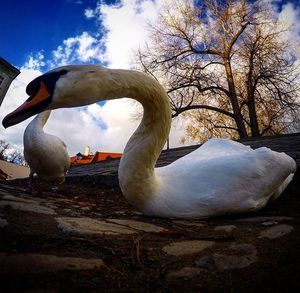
[0,168,299,292]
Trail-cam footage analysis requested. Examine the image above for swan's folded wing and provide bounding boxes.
[169,138,253,168]
[153,145,296,218]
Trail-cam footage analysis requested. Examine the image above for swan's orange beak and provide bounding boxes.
[2,81,52,128]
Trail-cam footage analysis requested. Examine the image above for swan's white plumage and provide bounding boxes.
[24,110,70,183]
[147,139,296,218]
[10,65,297,218]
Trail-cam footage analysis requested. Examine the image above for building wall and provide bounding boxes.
[0,57,20,106]
[0,159,30,180]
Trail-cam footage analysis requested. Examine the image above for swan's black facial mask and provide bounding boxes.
[2,70,68,128]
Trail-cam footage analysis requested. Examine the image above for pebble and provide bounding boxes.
[162,240,215,256]
[173,220,205,228]
[80,207,90,211]
[56,217,165,235]
[108,219,165,233]
[214,225,236,232]
[237,216,292,223]
[261,221,278,226]
[166,267,204,279]
[0,200,56,215]
[195,243,257,271]
[0,218,8,228]
[259,224,294,239]
[0,253,104,273]
[1,194,40,204]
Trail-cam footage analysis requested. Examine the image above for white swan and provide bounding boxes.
[3,65,297,218]
[24,110,70,184]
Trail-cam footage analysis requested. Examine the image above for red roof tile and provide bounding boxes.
[70,151,122,166]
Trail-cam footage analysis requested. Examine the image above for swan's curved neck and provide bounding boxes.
[25,110,51,134]
[101,70,172,208]
[53,68,171,208]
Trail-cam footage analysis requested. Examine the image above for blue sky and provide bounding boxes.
[0,0,118,68]
[0,0,299,156]
[0,0,165,155]
[1,0,299,69]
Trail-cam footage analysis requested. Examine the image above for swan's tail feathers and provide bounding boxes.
[271,173,295,201]
[269,152,297,201]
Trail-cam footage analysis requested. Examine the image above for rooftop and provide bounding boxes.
[0,57,20,75]
[70,151,122,166]
[67,132,300,185]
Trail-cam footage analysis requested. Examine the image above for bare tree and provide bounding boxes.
[0,139,25,165]
[137,0,299,141]
[0,140,10,161]
[9,150,26,165]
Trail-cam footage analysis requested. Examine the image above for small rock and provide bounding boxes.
[166,267,203,279]
[195,243,257,271]
[56,217,165,235]
[0,218,8,228]
[163,240,215,256]
[0,253,104,273]
[259,224,294,239]
[237,216,292,223]
[1,195,40,204]
[261,221,278,226]
[93,213,102,217]
[173,220,205,228]
[214,244,257,271]
[214,225,236,232]
[45,203,58,210]
[108,219,165,233]
[195,255,216,269]
[114,211,127,215]
[0,201,56,215]
[80,207,90,211]
[56,217,136,235]
[132,211,143,216]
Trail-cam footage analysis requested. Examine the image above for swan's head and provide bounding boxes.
[2,65,105,128]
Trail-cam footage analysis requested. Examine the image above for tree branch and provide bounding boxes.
[172,104,235,119]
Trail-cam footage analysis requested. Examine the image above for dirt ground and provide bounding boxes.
[0,170,299,293]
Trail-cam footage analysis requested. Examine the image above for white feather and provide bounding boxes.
[23,110,70,183]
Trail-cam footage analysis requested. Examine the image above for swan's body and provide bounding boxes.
[3,65,297,218]
[24,110,70,183]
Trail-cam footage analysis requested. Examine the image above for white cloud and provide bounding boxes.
[51,32,104,67]
[23,52,45,71]
[84,8,95,19]
[0,68,42,152]
[96,0,164,69]
[277,2,300,55]
[41,99,139,155]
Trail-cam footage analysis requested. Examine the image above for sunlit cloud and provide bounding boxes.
[50,32,104,67]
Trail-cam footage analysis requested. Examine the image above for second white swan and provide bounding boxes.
[24,110,70,184]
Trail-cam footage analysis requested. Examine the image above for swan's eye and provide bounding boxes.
[26,69,68,97]
[26,77,42,97]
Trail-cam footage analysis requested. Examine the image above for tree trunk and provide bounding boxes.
[247,99,260,136]
[224,59,248,138]
[247,76,260,136]
[246,52,260,137]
